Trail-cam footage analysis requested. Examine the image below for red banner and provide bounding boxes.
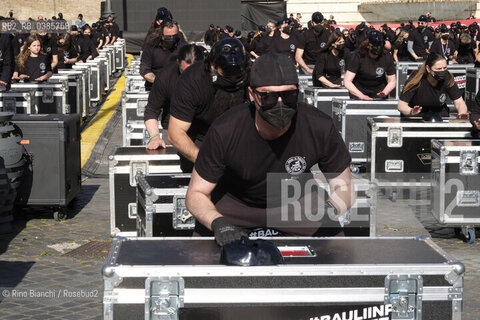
[333,18,480,30]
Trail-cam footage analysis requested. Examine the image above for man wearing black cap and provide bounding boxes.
[234,30,249,50]
[203,24,216,47]
[407,15,434,61]
[295,11,331,74]
[221,25,235,39]
[168,38,249,173]
[142,7,176,51]
[185,52,353,245]
[430,24,457,62]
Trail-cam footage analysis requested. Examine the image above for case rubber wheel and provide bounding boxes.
[466,229,475,244]
[53,208,68,221]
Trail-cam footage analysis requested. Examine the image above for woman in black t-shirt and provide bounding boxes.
[56,33,79,70]
[344,30,396,100]
[268,19,299,63]
[12,35,52,82]
[398,52,468,119]
[312,30,350,88]
[393,30,410,62]
[250,22,275,59]
[430,24,457,63]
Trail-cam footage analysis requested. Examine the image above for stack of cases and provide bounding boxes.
[109,146,182,237]
[58,69,90,118]
[367,117,472,189]
[431,139,480,242]
[49,73,85,120]
[121,92,158,146]
[302,87,349,117]
[332,99,400,164]
[102,236,464,320]
[298,74,313,93]
[125,74,146,93]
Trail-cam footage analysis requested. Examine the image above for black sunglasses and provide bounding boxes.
[253,88,299,107]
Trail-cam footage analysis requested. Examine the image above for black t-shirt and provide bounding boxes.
[250,35,272,57]
[92,31,104,47]
[312,48,350,87]
[16,55,51,80]
[144,62,180,129]
[111,23,120,38]
[194,102,351,227]
[297,28,331,64]
[457,43,475,64]
[57,45,78,70]
[0,34,14,84]
[77,35,99,61]
[408,27,434,58]
[12,34,28,57]
[393,39,410,61]
[140,39,187,89]
[347,51,395,98]
[170,61,216,141]
[345,37,356,51]
[268,32,299,62]
[204,29,216,46]
[400,74,462,114]
[40,34,58,57]
[430,39,456,59]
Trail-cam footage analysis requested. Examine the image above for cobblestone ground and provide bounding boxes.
[1,106,480,318]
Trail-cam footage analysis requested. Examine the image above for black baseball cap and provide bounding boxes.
[250,52,298,87]
[312,12,324,23]
[70,25,78,31]
[234,30,241,37]
[367,30,383,45]
[418,15,428,22]
[156,7,171,20]
[226,26,234,33]
[438,24,448,33]
[209,24,214,28]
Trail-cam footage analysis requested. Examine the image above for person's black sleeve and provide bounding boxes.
[386,54,396,75]
[89,38,98,58]
[0,37,14,84]
[399,84,416,104]
[144,75,167,121]
[45,55,52,72]
[317,120,351,179]
[313,53,326,79]
[194,126,226,183]
[140,44,153,76]
[170,71,202,123]
[446,81,462,101]
[50,38,58,55]
[429,39,441,55]
[471,90,480,137]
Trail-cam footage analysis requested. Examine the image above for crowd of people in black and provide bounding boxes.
[0,11,121,89]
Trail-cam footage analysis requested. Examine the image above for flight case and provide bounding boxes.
[367,117,472,189]
[102,236,464,320]
[0,90,36,114]
[465,67,480,111]
[302,87,349,117]
[123,120,164,147]
[10,81,70,114]
[109,146,182,237]
[13,114,81,220]
[49,73,85,119]
[58,69,90,117]
[332,99,400,164]
[136,174,194,237]
[431,139,480,243]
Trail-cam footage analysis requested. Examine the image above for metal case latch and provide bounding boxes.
[459,150,478,176]
[145,277,184,320]
[3,97,16,113]
[137,99,148,117]
[385,275,423,320]
[349,142,365,153]
[42,88,54,103]
[388,127,403,148]
[172,195,195,230]
[129,161,148,187]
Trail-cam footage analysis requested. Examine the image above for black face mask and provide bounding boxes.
[370,45,383,55]
[212,70,246,92]
[266,27,272,34]
[433,70,449,82]
[162,35,178,50]
[282,26,292,35]
[441,34,449,40]
[313,24,324,34]
[336,44,345,51]
[418,26,425,32]
[258,101,297,130]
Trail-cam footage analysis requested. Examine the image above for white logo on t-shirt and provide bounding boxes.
[285,156,307,175]
[290,44,296,52]
[46,47,51,53]
[423,36,428,43]
[320,42,326,48]
[439,93,447,104]
[376,67,384,77]
[339,59,345,67]
[40,63,46,73]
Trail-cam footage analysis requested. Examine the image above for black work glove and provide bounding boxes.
[211,217,248,246]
